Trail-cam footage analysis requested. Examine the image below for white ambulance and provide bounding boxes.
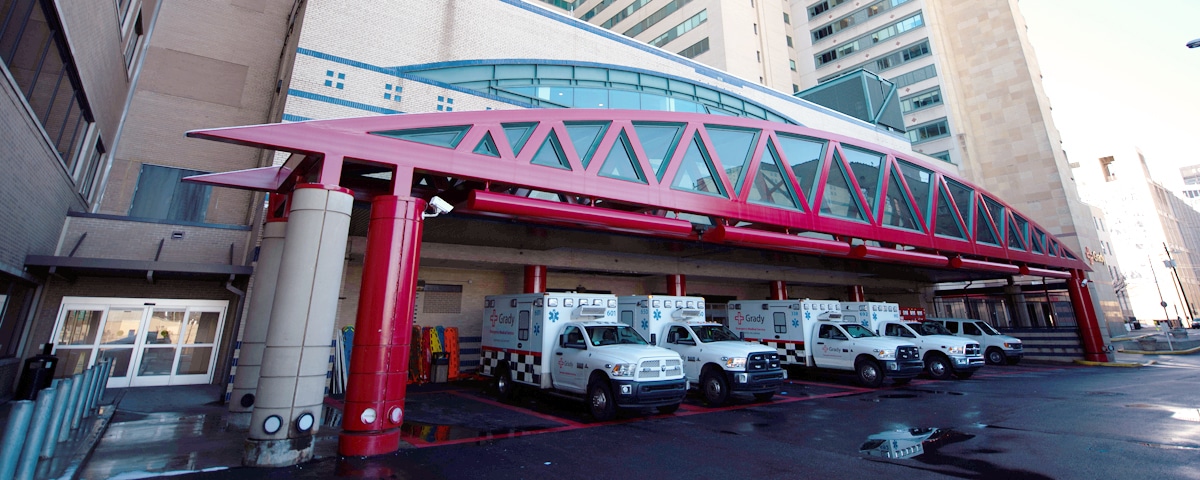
[726,299,924,387]
[479,293,687,420]
[619,295,785,405]
[843,302,984,380]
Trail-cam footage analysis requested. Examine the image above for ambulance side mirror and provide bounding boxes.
[650,333,657,345]
[739,332,745,340]
[558,334,565,348]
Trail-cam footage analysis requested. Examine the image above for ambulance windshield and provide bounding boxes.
[973,322,1000,335]
[916,321,953,336]
[841,324,877,338]
[693,325,740,343]
[586,325,649,346]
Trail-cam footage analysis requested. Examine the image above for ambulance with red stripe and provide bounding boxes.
[479,293,687,420]
[727,299,924,387]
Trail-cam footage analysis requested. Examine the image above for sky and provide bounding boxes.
[1019,0,1200,190]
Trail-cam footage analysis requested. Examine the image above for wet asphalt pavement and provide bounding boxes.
[138,356,1200,479]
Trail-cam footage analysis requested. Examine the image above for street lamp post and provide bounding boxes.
[1163,242,1196,327]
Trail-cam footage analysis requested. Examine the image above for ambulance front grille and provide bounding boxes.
[966,344,981,356]
[636,358,682,380]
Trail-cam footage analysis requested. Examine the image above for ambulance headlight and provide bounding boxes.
[610,363,635,377]
[946,346,965,355]
[722,357,746,369]
[874,349,895,359]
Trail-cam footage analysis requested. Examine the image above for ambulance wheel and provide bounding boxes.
[701,369,729,406]
[926,353,953,380]
[986,348,1007,366]
[753,392,775,402]
[495,365,516,401]
[656,403,680,414]
[588,378,617,421]
[855,358,885,388]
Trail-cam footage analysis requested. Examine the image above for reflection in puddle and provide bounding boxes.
[859,428,937,459]
[400,420,548,443]
[1125,404,1200,422]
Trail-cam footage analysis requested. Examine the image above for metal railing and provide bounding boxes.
[0,358,114,480]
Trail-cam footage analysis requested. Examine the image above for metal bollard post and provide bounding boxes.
[81,365,99,418]
[58,374,83,441]
[71,368,94,429]
[96,359,113,409]
[0,401,35,480]
[15,386,58,480]
[42,378,72,459]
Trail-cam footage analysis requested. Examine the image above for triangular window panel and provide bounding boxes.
[472,131,500,157]
[975,201,999,245]
[747,140,801,211]
[670,133,727,197]
[565,121,610,168]
[819,152,867,222]
[946,180,974,231]
[983,196,1006,241]
[841,147,885,216]
[1007,217,1026,250]
[502,122,538,156]
[705,125,760,195]
[775,133,825,205]
[633,122,684,181]
[881,170,921,231]
[897,160,933,227]
[1049,240,1059,257]
[598,130,647,184]
[933,187,966,239]
[530,130,571,170]
[1031,229,1046,255]
[370,125,470,149]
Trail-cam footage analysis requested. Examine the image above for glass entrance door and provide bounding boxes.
[52,298,227,388]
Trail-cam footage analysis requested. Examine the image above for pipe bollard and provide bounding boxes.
[80,365,98,419]
[95,359,112,408]
[0,401,35,480]
[42,378,72,459]
[15,386,58,480]
[72,367,95,429]
[58,374,83,442]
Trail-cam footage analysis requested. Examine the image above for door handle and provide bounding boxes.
[555,352,563,356]
[816,342,825,345]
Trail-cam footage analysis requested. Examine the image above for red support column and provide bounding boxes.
[667,274,686,296]
[769,281,788,300]
[339,195,426,456]
[848,285,865,302]
[1069,269,1109,362]
[524,265,547,293]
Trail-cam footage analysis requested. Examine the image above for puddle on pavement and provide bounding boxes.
[910,389,964,396]
[400,420,550,443]
[874,394,919,399]
[1125,404,1200,422]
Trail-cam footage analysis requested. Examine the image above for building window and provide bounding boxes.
[928,150,952,163]
[814,13,924,67]
[621,0,687,36]
[786,35,794,48]
[793,84,800,93]
[649,9,707,47]
[75,134,107,204]
[900,87,942,113]
[887,64,937,88]
[123,13,144,70]
[678,37,710,58]
[906,118,950,144]
[784,11,790,24]
[603,0,652,29]
[756,51,761,62]
[1,0,96,174]
[806,0,845,19]
[874,40,931,71]
[789,59,797,71]
[580,0,616,21]
[753,23,758,35]
[128,165,213,222]
[811,0,913,45]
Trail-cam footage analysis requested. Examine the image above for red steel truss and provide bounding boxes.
[186,109,1087,275]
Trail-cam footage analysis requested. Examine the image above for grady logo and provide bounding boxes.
[489,311,499,327]
[742,315,766,324]
[735,313,745,325]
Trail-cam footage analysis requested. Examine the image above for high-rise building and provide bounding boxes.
[545,0,1119,344]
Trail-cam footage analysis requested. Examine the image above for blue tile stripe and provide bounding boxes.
[287,88,404,115]
[282,113,313,122]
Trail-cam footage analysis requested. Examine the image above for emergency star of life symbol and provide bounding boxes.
[653,310,662,320]
[489,311,498,327]
[549,310,559,322]
[641,319,649,330]
[792,319,800,328]
[558,358,565,368]
[735,313,744,325]
[533,323,541,335]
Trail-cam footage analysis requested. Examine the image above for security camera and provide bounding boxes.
[424,196,454,218]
